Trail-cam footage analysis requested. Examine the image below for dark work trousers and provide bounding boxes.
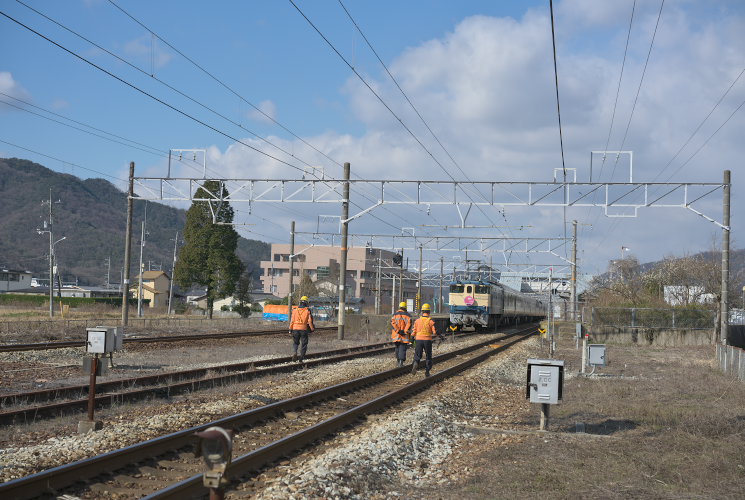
[413,339,433,372]
[394,342,409,362]
[292,329,309,360]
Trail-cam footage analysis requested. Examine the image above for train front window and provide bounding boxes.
[466,285,472,294]
[450,284,464,293]
[475,285,490,294]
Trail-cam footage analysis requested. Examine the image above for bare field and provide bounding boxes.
[414,338,745,500]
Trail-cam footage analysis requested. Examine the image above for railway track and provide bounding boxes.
[0,326,337,352]
[0,340,400,425]
[0,326,535,499]
[0,332,478,425]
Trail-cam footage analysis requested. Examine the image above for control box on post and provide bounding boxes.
[85,327,120,354]
[526,358,565,404]
[588,344,607,366]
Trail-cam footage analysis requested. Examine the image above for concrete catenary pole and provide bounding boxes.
[571,220,577,321]
[47,188,54,318]
[167,231,178,315]
[137,221,145,317]
[338,162,351,340]
[417,246,422,312]
[375,249,381,315]
[288,220,295,327]
[720,170,731,344]
[121,162,135,326]
[439,256,444,314]
[398,249,404,306]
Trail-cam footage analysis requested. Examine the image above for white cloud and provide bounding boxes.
[51,99,69,110]
[0,72,31,109]
[205,1,745,273]
[248,100,278,124]
[122,35,172,69]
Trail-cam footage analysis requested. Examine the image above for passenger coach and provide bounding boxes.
[448,280,545,329]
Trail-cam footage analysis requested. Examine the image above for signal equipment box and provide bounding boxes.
[588,344,607,366]
[85,326,122,354]
[526,358,565,404]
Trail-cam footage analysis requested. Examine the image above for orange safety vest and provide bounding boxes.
[391,309,412,343]
[290,306,315,331]
[412,314,437,341]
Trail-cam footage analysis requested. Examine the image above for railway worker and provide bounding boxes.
[290,296,315,362]
[391,301,412,367]
[411,303,442,377]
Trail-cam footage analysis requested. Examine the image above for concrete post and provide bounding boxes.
[417,246,422,312]
[338,162,350,340]
[721,170,731,345]
[375,250,381,315]
[439,256,444,314]
[288,221,295,327]
[121,162,134,326]
[571,220,577,321]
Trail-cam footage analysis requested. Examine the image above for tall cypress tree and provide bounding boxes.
[175,181,243,318]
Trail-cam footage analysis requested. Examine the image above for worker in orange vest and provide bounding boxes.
[391,301,412,367]
[290,296,315,362]
[411,303,442,377]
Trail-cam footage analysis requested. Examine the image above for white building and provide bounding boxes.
[0,269,33,292]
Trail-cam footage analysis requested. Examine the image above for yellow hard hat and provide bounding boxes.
[399,301,407,309]
[300,296,308,301]
[421,303,431,312]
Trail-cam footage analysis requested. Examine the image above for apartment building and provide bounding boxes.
[259,244,421,304]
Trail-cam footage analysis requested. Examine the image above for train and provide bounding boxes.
[448,279,545,329]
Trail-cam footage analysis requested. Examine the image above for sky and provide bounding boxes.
[1,0,744,281]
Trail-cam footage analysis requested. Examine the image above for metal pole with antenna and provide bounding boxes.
[338,162,350,340]
[168,231,179,316]
[122,162,134,326]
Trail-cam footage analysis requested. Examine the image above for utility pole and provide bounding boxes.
[571,220,577,321]
[137,219,146,317]
[439,256,444,314]
[375,249,381,315]
[39,189,61,318]
[288,220,295,326]
[417,246,422,312]
[338,162,350,340]
[721,170,731,344]
[122,162,135,326]
[391,274,396,314]
[168,231,179,316]
[398,248,404,306]
[548,267,554,357]
[105,257,111,289]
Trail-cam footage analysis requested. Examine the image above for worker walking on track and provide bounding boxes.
[411,303,442,377]
[290,296,315,362]
[391,301,412,367]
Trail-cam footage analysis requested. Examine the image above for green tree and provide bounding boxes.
[294,272,318,302]
[233,268,253,318]
[174,181,243,318]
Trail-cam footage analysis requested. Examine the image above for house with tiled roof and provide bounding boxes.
[130,270,170,308]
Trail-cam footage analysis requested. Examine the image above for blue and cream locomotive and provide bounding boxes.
[448,280,545,329]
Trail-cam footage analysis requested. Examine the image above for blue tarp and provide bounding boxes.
[263,312,288,322]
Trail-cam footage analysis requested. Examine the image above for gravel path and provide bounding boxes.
[244,337,540,499]
[0,333,531,487]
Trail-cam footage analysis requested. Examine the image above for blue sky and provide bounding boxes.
[1,0,744,278]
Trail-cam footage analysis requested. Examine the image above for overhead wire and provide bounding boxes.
[0,9,309,174]
[293,0,530,272]
[651,67,745,183]
[590,0,665,255]
[335,0,515,252]
[102,0,454,240]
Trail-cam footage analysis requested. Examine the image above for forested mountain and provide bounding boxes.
[0,158,269,286]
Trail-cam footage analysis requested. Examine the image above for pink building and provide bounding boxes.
[259,244,421,306]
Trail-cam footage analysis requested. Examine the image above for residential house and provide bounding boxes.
[130,271,171,308]
[0,269,33,292]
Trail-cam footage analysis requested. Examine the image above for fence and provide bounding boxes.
[716,343,745,381]
[592,307,715,330]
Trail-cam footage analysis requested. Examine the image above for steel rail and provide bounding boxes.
[0,326,337,352]
[147,331,533,499]
[0,328,532,499]
[0,342,397,425]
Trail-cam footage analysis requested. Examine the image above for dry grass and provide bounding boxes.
[419,339,745,499]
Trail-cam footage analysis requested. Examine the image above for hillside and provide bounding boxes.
[0,158,269,286]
